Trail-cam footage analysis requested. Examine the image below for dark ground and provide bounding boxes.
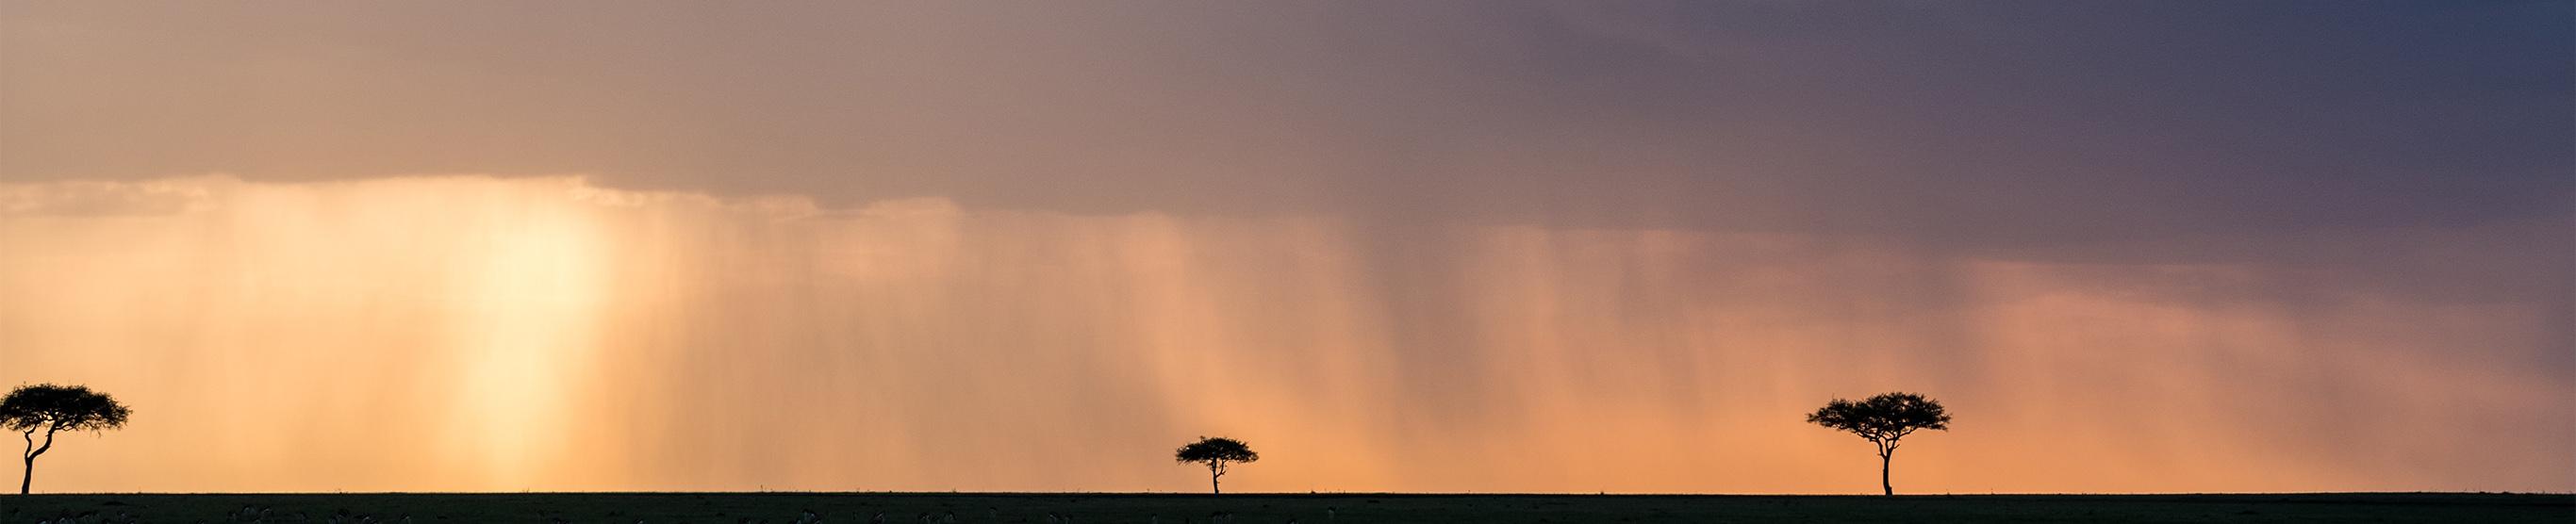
[2,493,2568,523]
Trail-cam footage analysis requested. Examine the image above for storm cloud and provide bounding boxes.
[7,2,2566,236]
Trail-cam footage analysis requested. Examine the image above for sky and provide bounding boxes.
[0,1,2569,494]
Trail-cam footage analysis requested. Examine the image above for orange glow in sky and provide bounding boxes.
[2,176,2565,494]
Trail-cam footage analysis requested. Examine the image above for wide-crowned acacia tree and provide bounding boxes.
[1174,436,1258,495]
[1807,392,1949,496]
[2,384,132,495]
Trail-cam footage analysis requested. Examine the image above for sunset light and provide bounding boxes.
[2,2,2568,522]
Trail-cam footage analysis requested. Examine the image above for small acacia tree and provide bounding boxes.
[1807,391,1949,496]
[2,384,132,494]
[1174,436,1258,495]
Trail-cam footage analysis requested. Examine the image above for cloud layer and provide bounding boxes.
[6,2,2568,241]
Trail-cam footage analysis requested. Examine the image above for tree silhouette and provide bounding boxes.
[2,384,131,494]
[1173,436,1258,495]
[1807,391,1949,496]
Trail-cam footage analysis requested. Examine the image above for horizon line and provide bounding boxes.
[13,491,2569,497]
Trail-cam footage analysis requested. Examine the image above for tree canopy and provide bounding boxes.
[1174,436,1259,466]
[1,384,130,434]
[1807,391,1949,447]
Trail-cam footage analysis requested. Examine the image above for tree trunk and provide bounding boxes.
[20,427,53,495]
[1879,450,1892,496]
[19,429,34,495]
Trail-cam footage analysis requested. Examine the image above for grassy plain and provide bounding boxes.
[4,492,2568,523]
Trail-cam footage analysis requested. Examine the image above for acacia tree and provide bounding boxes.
[2,384,131,494]
[1807,392,1949,496]
[1173,436,1258,495]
